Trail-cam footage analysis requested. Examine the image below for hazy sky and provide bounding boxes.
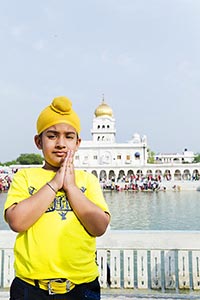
[1,0,200,162]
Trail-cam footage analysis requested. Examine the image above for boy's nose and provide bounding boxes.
[56,137,66,148]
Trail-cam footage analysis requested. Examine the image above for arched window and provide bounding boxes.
[109,170,115,181]
[92,170,98,178]
[100,170,107,181]
[135,152,140,159]
[183,169,191,180]
[174,169,181,180]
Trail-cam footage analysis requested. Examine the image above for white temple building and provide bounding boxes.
[74,98,199,182]
[75,97,148,168]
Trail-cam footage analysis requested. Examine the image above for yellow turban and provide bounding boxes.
[36,96,81,135]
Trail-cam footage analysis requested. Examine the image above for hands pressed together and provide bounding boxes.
[49,150,76,193]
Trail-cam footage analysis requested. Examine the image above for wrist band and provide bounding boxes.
[46,182,57,193]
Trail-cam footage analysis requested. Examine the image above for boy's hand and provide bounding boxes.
[50,150,76,192]
[49,154,68,191]
[63,150,76,191]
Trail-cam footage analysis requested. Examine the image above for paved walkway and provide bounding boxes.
[1,290,200,299]
[0,291,7,300]
[101,290,200,299]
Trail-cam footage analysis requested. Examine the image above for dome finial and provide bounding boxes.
[102,93,105,103]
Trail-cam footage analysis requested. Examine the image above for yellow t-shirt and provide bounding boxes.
[4,168,110,284]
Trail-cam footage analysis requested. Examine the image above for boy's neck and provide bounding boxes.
[42,161,59,172]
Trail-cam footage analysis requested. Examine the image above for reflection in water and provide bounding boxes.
[1,191,200,230]
[104,190,200,230]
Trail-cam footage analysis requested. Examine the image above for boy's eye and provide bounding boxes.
[47,134,57,139]
[66,135,74,139]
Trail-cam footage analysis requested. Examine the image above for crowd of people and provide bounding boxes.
[101,174,164,192]
[0,168,17,192]
[0,175,12,192]
[1,171,164,193]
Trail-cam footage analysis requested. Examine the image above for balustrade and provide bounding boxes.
[1,230,200,293]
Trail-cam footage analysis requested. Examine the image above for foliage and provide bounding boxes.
[193,153,200,163]
[3,160,17,166]
[16,153,44,165]
[1,154,43,165]
[147,148,155,164]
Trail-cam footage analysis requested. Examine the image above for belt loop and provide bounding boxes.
[66,279,71,292]
[34,280,39,288]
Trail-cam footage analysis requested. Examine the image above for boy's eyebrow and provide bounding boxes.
[65,132,76,135]
[45,129,76,135]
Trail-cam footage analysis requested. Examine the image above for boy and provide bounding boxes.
[4,96,110,300]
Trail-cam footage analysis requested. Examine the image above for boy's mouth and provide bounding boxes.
[54,151,67,157]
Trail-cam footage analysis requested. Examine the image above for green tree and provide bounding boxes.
[193,153,200,163]
[16,153,43,165]
[147,148,155,164]
[4,160,17,166]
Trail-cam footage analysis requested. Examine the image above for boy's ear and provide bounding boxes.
[75,137,81,152]
[34,135,42,150]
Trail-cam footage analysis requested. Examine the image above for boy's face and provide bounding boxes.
[34,123,81,168]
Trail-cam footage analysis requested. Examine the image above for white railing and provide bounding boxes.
[2,230,200,292]
[97,230,200,291]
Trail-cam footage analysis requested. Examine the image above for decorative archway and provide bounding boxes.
[91,170,98,178]
[164,169,171,180]
[118,170,125,181]
[99,170,107,181]
[146,169,153,179]
[109,170,116,181]
[155,169,162,181]
[174,169,181,180]
[192,169,200,180]
[136,169,143,178]
[183,169,191,180]
[127,170,134,178]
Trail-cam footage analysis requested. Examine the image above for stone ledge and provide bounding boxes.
[1,290,200,300]
[0,291,8,300]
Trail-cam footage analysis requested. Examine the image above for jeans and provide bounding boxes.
[10,277,100,300]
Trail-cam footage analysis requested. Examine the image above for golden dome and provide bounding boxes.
[95,98,113,117]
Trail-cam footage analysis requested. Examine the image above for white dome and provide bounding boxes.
[132,133,141,143]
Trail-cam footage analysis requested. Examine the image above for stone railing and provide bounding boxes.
[1,230,200,293]
[97,230,200,292]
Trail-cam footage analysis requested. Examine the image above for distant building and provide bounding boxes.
[74,97,198,182]
[155,149,194,164]
[74,97,148,179]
